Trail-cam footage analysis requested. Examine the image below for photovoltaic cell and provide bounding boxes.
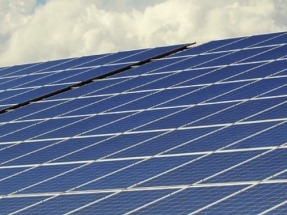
[53,132,161,163]
[207,149,287,183]
[197,47,272,68]
[135,185,246,214]
[227,122,287,149]
[155,52,231,72]
[202,183,287,215]
[0,45,185,111]
[77,156,196,191]
[0,32,286,214]
[18,193,109,215]
[0,167,28,181]
[70,190,173,214]
[176,63,259,86]
[226,59,287,81]
[274,171,287,179]
[270,204,287,214]
[112,58,182,77]
[170,37,245,57]
[167,122,277,154]
[110,127,218,158]
[0,140,54,164]
[0,63,37,77]
[0,164,80,195]
[213,31,286,51]
[141,151,261,187]
[39,54,109,72]
[0,196,46,214]
[257,32,287,46]
[241,44,287,62]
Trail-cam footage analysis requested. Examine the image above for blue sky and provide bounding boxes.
[0,0,286,66]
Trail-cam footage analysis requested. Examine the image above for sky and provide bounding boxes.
[0,0,286,66]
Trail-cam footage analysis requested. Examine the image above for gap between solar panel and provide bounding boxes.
[0,43,195,116]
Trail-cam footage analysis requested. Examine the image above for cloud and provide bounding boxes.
[0,0,286,66]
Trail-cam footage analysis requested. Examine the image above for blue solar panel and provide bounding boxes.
[207,149,287,183]
[274,171,287,179]
[156,52,231,72]
[258,32,287,46]
[39,54,108,72]
[73,49,146,68]
[170,37,245,57]
[0,45,186,111]
[199,46,273,67]
[112,58,182,77]
[0,62,37,77]
[227,59,287,80]
[0,196,46,214]
[242,44,287,62]
[69,190,172,214]
[20,193,110,214]
[202,183,287,215]
[0,32,286,214]
[228,122,287,149]
[141,151,261,187]
[110,128,217,158]
[214,31,286,51]
[135,185,246,214]
[271,204,287,214]
[168,122,277,154]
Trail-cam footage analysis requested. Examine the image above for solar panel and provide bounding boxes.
[0,44,187,112]
[0,32,286,214]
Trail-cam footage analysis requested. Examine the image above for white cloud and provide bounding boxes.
[0,0,286,66]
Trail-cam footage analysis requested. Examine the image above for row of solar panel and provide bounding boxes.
[0,47,147,76]
[119,46,287,78]
[170,31,287,57]
[0,64,128,90]
[1,84,286,127]
[2,158,285,213]
[0,46,176,86]
[0,40,284,92]
[2,56,286,101]
[0,31,285,77]
[0,32,286,215]
[0,118,286,166]
[1,43,286,95]
[1,56,286,121]
[1,33,286,111]
[0,45,187,109]
[1,146,286,195]
[0,96,286,143]
[111,59,287,82]
[0,31,286,208]
[1,182,286,214]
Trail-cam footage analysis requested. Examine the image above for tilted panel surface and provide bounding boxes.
[0,32,286,214]
[0,44,186,111]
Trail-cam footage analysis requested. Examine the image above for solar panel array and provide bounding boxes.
[0,32,286,214]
